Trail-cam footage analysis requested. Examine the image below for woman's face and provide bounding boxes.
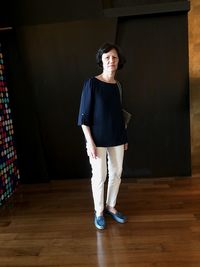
[102,49,119,72]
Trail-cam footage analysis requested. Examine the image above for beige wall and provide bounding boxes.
[189,0,200,173]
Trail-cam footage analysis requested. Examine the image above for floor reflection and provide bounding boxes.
[96,230,107,267]
[95,224,126,267]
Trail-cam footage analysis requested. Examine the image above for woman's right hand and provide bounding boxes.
[86,142,97,159]
[81,125,97,159]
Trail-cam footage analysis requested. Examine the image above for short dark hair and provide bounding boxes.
[96,42,126,70]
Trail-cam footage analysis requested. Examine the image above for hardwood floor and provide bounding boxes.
[1,174,200,267]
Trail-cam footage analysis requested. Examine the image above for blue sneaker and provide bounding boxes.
[105,209,127,224]
[94,215,106,230]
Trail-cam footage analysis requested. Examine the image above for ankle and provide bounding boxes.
[106,205,117,214]
[96,211,104,217]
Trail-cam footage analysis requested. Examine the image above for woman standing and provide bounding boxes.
[78,42,128,230]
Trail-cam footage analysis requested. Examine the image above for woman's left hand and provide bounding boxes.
[124,143,128,150]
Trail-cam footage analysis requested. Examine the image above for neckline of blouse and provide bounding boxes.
[93,76,117,85]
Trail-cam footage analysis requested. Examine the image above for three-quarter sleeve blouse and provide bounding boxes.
[78,77,127,147]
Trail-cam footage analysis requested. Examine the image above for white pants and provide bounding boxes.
[89,145,124,215]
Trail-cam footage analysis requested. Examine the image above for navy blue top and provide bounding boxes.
[77,77,127,147]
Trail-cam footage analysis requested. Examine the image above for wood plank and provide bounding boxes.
[0,175,200,266]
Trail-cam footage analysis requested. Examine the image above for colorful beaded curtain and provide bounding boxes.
[0,43,20,206]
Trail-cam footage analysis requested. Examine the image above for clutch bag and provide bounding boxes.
[122,109,132,128]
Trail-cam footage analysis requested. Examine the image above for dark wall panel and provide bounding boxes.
[117,13,191,177]
[16,19,117,179]
[12,0,103,26]
[112,0,186,7]
[0,2,11,27]
[3,0,191,181]
[1,32,49,183]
